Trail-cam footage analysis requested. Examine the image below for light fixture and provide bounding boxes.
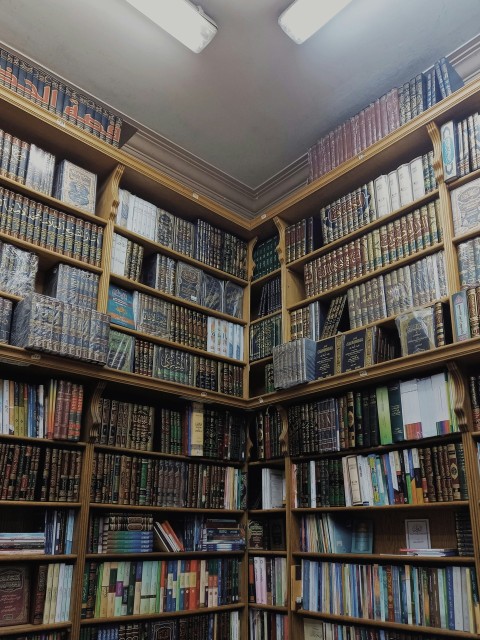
[278,0,353,44]
[124,0,217,53]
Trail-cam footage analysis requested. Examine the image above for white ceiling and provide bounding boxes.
[1,0,480,192]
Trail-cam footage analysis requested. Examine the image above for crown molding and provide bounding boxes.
[449,32,480,82]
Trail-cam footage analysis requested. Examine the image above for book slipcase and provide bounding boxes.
[3,41,480,640]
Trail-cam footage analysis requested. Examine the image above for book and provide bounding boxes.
[107,285,135,329]
[53,160,97,214]
[0,564,30,626]
[351,519,373,553]
[396,306,437,355]
[175,262,202,303]
[450,176,480,235]
[202,273,224,312]
[223,281,244,319]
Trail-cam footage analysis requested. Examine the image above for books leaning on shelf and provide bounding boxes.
[89,513,154,554]
[261,468,286,509]
[0,295,12,343]
[0,128,55,193]
[248,556,287,606]
[300,559,479,633]
[252,234,280,278]
[249,610,288,640]
[79,612,241,639]
[441,112,480,181]
[290,295,348,342]
[288,371,458,456]
[273,338,317,389]
[0,185,104,266]
[308,54,463,182]
[0,377,84,440]
[11,293,110,364]
[299,514,373,554]
[82,558,241,617]
[0,45,123,145]
[250,314,282,362]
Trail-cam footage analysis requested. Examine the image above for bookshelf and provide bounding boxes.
[2,40,480,640]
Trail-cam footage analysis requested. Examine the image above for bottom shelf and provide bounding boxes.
[0,621,71,637]
[297,611,479,638]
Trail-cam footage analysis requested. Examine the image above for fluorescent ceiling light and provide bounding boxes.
[124,0,217,53]
[279,0,353,44]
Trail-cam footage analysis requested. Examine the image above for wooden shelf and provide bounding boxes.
[247,458,286,468]
[110,272,247,325]
[248,508,286,515]
[250,310,282,326]
[292,551,475,564]
[286,189,440,273]
[288,241,444,311]
[93,443,244,467]
[296,610,479,638]
[0,500,82,508]
[446,166,480,191]
[80,603,245,625]
[0,553,77,562]
[114,224,248,286]
[453,226,480,245]
[292,501,470,513]
[248,549,287,556]
[248,603,288,612]
[251,268,282,287]
[0,433,86,448]
[249,355,273,366]
[0,622,71,637]
[90,504,244,514]
[86,550,244,559]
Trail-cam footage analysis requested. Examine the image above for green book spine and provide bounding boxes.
[387,381,405,443]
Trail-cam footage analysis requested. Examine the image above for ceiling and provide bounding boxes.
[1,0,480,201]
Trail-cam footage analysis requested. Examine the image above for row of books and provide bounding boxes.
[441,113,480,181]
[78,612,241,640]
[95,399,154,451]
[292,458,349,508]
[346,252,447,329]
[0,509,74,556]
[452,288,480,342]
[155,517,245,553]
[111,233,144,282]
[249,314,282,361]
[0,241,38,296]
[0,531,44,554]
[256,276,281,318]
[0,377,84,440]
[45,263,99,310]
[458,237,480,289]
[0,443,81,502]
[252,406,284,460]
[292,442,467,508]
[90,453,246,509]
[144,254,244,318]
[272,337,318,389]
[117,190,247,279]
[11,293,110,364]
[252,235,280,279]
[299,514,373,554]
[0,129,54,193]
[341,443,467,507]
[0,183,102,263]
[285,216,321,263]
[261,468,286,510]
[287,371,458,455]
[82,558,241,618]
[306,199,442,296]
[264,362,275,393]
[107,331,244,396]
[249,610,288,640]
[248,556,287,606]
[248,518,286,551]
[307,55,462,182]
[0,45,122,145]
[318,155,436,248]
[0,296,12,343]
[33,563,74,625]
[88,513,154,554]
[303,619,451,640]
[469,374,480,431]
[456,510,474,557]
[300,560,479,633]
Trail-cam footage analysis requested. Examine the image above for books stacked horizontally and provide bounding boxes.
[89,513,154,554]
[0,186,103,265]
[252,234,280,279]
[0,44,123,146]
[0,531,45,554]
[11,293,110,364]
[0,241,38,296]
[0,128,55,192]
[199,518,245,551]
[0,378,84,441]
[0,510,75,555]
[441,112,480,181]
[308,55,463,182]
